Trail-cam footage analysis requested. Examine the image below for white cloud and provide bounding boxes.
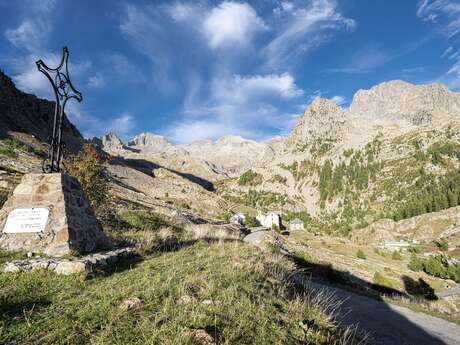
[88,73,106,88]
[67,103,136,140]
[108,113,136,138]
[166,72,304,143]
[4,1,56,52]
[202,1,267,49]
[212,73,304,103]
[417,1,460,89]
[10,53,91,99]
[166,120,249,143]
[417,0,460,37]
[263,0,355,69]
[331,95,346,105]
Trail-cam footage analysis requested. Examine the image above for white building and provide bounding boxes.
[229,213,245,225]
[382,240,411,249]
[289,218,304,231]
[257,211,282,229]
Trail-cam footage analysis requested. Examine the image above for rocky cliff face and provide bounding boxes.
[287,97,346,147]
[0,71,83,151]
[348,80,460,121]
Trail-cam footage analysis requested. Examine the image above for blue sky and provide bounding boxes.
[0,0,459,142]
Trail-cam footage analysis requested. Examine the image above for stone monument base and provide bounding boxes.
[0,173,112,256]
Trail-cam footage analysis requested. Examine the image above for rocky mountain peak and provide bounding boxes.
[215,135,257,147]
[101,132,125,152]
[348,80,460,121]
[288,96,345,146]
[127,132,174,153]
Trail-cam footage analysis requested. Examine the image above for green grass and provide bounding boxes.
[0,242,360,344]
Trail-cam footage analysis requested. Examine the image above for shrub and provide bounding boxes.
[408,246,422,254]
[356,249,366,260]
[221,212,231,223]
[447,263,460,282]
[435,240,449,251]
[373,272,394,289]
[65,144,109,211]
[423,255,447,278]
[119,210,168,231]
[238,169,263,186]
[408,254,424,272]
[271,224,280,232]
[271,175,287,184]
[391,250,402,260]
[245,215,261,228]
[0,146,17,158]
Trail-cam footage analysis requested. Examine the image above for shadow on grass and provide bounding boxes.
[0,299,51,322]
[88,238,242,279]
[289,254,448,345]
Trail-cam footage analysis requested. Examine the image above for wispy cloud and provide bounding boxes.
[263,0,355,69]
[166,72,305,143]
[331,95,346,105]
[325,37,431,74]
[88,73,105,89]
[417,1,460,89]
[67,103,136,140]
[4,0,56,52]
[417,0,460,37]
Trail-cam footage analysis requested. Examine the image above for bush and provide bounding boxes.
[356,249,366,260]
[271,224,280,232]
[424,255,447,278]
[65,144,109,211]
[435,240,449,251]
[408,246,422,254]
[391,251,402,260]
[372,272,394,289]
[221,212,231,223]
[0,146,17,158]
[245,215,261,228]
[119,210,168,231]
[271,175,287,184]
[408,253,424,272]
[238,170,263,186]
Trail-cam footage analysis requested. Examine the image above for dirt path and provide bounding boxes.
[311,282,460,345]
[242,232,460,344]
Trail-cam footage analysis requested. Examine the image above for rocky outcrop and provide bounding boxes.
[128,132,184,155]
[348,80,460,127]
[101,132,126,153]
[0,71,83,151]
[288,97,345,146]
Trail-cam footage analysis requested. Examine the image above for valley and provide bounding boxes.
[1,71,460,343]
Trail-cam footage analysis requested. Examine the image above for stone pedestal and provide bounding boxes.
[0,173,111,256]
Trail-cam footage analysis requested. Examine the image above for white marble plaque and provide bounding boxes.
[3,208,49,233]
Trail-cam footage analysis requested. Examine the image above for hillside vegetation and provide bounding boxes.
[0,241,362,345]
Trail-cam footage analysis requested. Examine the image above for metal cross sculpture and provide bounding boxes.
[36,47,82,173]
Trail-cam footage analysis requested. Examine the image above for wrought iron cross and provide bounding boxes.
[36,47,82,173]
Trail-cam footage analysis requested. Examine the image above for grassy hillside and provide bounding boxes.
[221,123,460,236]
[0,241,361,345]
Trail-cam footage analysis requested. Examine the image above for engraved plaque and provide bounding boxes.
[3,208,49,233]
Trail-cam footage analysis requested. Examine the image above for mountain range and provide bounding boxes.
[96,79,460,234]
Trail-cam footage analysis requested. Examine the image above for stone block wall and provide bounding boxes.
[0,173,111,256]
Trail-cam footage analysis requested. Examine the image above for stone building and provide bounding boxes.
[289,218,304,231]
[257,211,282,229]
